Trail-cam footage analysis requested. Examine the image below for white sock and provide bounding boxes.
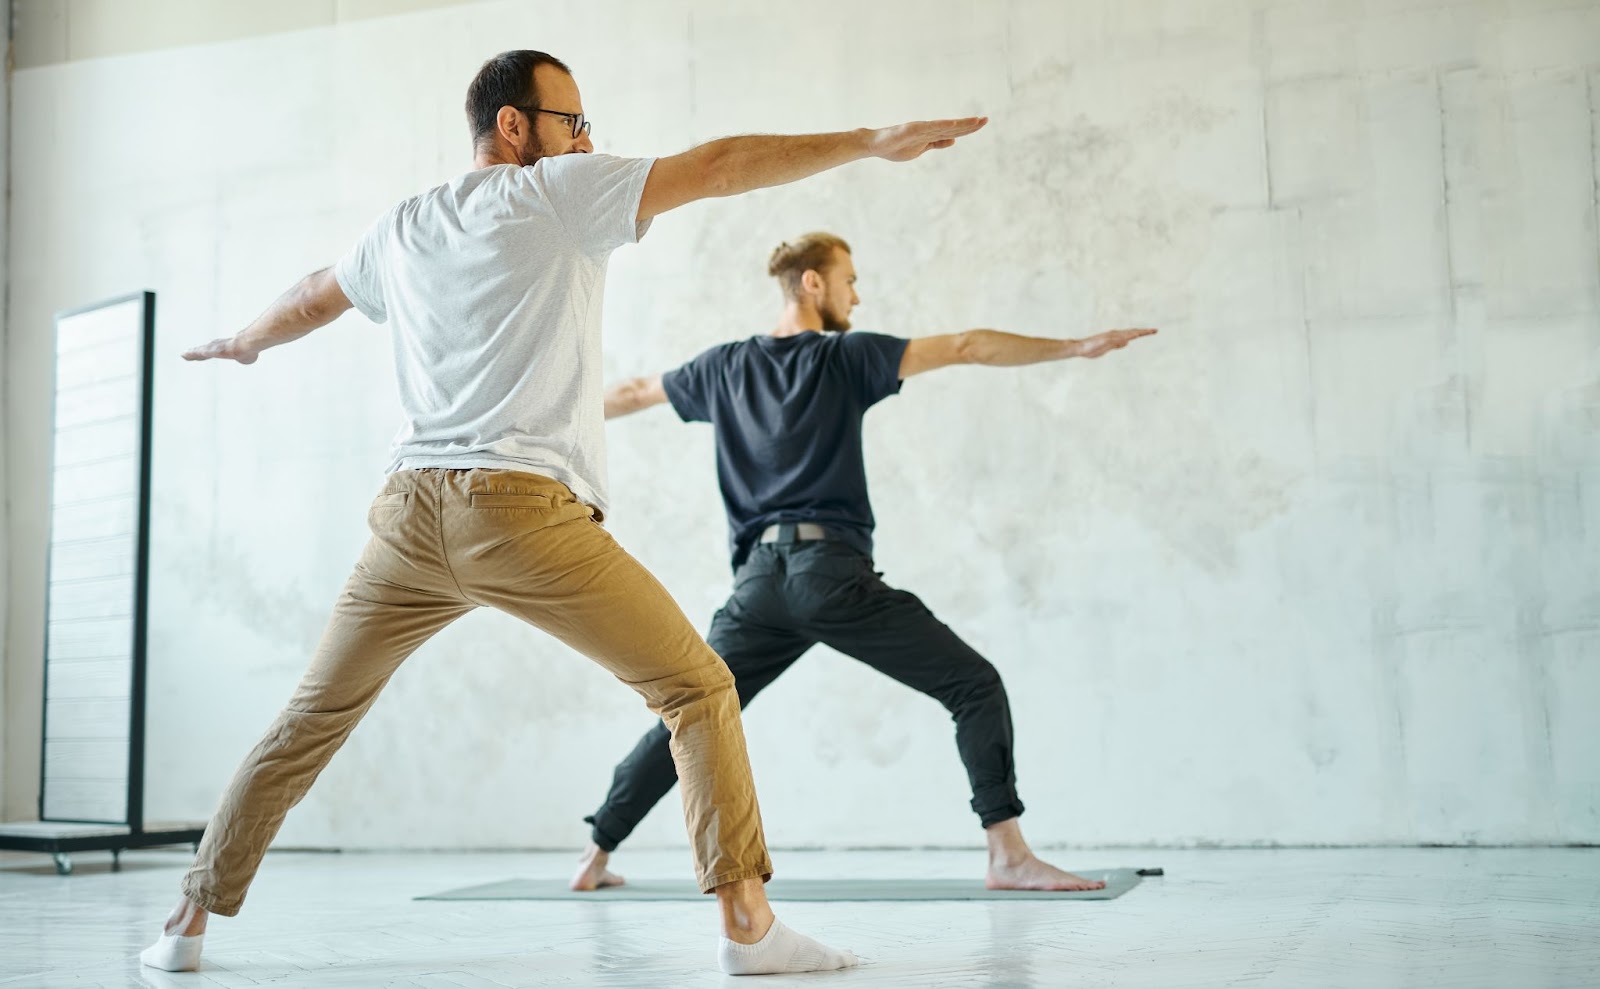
[718,918,858,976]
[139,932,204,972]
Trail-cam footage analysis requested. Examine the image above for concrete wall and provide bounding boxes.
[3,0,1597,851]
[9,0,482,69]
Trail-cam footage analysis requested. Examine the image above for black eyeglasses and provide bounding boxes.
[515,106,591,139]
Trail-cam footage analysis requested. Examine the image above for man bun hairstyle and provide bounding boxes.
[767,232,851,299]
[466,49,572,151]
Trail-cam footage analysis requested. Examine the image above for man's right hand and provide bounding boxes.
[865,117,988,162]
[1070,328,1158,359]
[182,336,259,364]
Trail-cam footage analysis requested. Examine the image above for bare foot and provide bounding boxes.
[569,842,625,892]
[987,855,1107,891]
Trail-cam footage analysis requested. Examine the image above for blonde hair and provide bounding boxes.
[767,232,851,300]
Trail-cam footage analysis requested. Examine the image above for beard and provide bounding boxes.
[820,303,852,332]
[516,134,556,166]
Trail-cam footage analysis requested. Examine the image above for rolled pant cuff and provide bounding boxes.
[584,813,625,853]
[975,796,1026,829]
[179,878,243,918]
[698,862,774,895]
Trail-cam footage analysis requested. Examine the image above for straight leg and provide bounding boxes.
[444,472,775,892]
[181,475,472,916]
[585,589,815,854]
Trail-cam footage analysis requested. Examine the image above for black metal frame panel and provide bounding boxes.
[0,291,205,871]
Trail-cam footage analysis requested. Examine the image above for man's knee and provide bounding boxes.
[640,651,737,720]
[946,657,1006,710]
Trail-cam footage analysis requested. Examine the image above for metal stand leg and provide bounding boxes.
[112,849,122,872]
[52,852,72,876]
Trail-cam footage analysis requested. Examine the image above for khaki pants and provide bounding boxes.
[181,469,771,914]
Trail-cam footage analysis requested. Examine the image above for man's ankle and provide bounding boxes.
[722,908,775,943]
[164,899,209,937]
[715,878,775,941]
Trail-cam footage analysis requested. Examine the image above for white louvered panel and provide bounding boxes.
[49,498,136,545]
[52,417,140,468]
[45,657,133,699]
[44,697,131,739]
[47,616,132,660]
[43,737,130,782]
[56,335,138,385]
[54,375,140,430]
[41,778,129,823]
[47,574,135,623]
[54,455,138,503]
[48,535,137,583]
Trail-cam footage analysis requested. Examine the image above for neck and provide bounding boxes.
[474,143,525,170]
[773,300,824,338]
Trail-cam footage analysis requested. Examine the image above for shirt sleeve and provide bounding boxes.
[333,209,393,324]
[536,153,658,258]
[660,346,725,423]
[838,332,909,408]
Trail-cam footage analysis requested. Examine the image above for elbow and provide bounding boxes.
[696,145,738,199]
[952,330,986,365]
[295,298,331,324]
[295,273,343,323]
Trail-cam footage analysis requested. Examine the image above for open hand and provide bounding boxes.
[1073,328,1157,359]
[866,117,988,162]
[182,337,259,364]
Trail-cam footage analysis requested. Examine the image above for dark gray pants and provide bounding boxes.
[585,539,1025,851]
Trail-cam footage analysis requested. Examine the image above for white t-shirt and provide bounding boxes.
[334,154,656,517]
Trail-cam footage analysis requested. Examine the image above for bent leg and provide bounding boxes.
[800,554,1101,890]
[804,566,1024,826]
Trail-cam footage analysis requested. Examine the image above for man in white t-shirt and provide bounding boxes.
[144,49,985,977]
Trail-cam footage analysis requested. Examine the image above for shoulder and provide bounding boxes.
[835,331,908,357]
[390,173,483,224]
[689,339,747,368]
[530,153,651,186]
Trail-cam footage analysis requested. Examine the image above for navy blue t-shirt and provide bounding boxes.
[661,331,909,570]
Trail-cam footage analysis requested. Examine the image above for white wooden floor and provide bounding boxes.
[0,846,1595,988]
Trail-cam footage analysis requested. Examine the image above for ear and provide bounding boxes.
[496,105,526,145]
[799,268,825,297]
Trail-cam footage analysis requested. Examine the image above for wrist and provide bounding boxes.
[1059,338,1084,360]
[230,333,264,361]
[853,127,877,159]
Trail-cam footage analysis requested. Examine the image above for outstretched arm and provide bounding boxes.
[604,374,669,420]
[182,267,352,364]
[899,328,1157,379]
[638,117,988,222]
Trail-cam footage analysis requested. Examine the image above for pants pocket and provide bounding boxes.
[468,493,554,509]
[366,491,410,531]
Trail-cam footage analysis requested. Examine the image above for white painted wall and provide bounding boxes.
[4,0,1597,851]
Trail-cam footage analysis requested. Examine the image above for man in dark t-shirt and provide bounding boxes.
[575,232,1155,892]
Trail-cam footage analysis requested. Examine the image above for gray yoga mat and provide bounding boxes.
[419,869,1147,902]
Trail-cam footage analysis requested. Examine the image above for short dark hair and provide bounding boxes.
[465,50,572,149]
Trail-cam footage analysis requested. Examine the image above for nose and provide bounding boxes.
[575,132,595,154]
